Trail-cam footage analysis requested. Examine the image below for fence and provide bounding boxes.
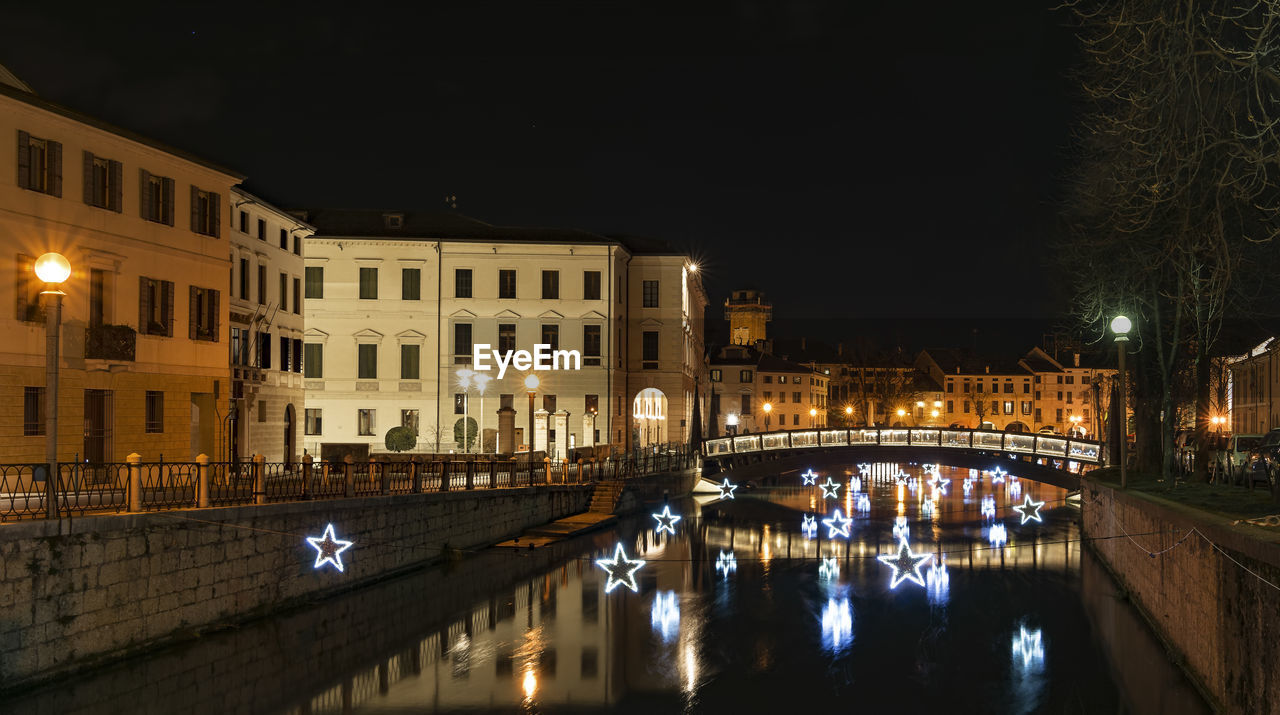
[0,444,701,523]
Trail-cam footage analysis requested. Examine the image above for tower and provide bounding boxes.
[725,290,771,345]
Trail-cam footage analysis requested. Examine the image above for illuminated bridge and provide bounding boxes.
[700,427,1105,490]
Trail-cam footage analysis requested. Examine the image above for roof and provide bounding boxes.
[605,233,683,255]
[300,208,620,246]
[0,63,32,92]
[921,348,1030,376]
[0,80,244,180]
[709,344,820,375]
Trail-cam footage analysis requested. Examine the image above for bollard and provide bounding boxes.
[465,460,474,490]
[543,457,551,485]
[562,459,569,484]
[196,453,210,508]
[127,452,143,512]
[410,459,421,493]
[302,454,314,500]
[253,454,266,505]
[576,458,584,484]
[343,455,354,497]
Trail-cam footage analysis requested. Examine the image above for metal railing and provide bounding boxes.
[0,445,701,523]
[703,427,1103,466]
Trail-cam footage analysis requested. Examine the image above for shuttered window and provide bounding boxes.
[16,130,62,196]
[140,170,174,224]
[188,286,220,342]
[82,151,122,211]
[189,186,220,237]
[15,254,44,323]
[138,277,174,336]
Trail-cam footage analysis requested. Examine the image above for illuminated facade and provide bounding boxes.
[1229,337,1279,434]
[708,344,828,434]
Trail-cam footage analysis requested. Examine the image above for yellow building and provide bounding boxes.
[0,68,238,462]
[709,344,828,433]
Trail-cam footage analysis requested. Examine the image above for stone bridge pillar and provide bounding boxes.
[552,410,570,459]
[534,409,549,454]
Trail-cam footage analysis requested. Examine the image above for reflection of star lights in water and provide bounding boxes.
[926,559,949,603]
[801,514,817,538]
[892,515,908,540]
[850,476,861,493]
[981,495,996,519]
[715,550,737,577]
[855,493,871,512]
[989,523,1008,547]
[963,479,974,495]
[818,557,839,580]
[1012,625,1045,670]
[650,590,680,641]
[820,597,854,653]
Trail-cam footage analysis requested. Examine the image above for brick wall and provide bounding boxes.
[0,485,592,690]
[1082,479,1280,714]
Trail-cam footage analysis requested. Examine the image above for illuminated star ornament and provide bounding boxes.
[801,468,819,486]
[801,514,818,538]
[306,523,354,572]
[819,477,842,499]
[596,543,646,593]
[823,508,853,538]
[857,463,871,477]
[894,470,910,487]
[819,557,839,580]
[1012,494,1045,524]
[990,466,1008,484]
[715,550,738,577]
[928,475,951,494]
[877,539,933,589]
[717,479,739,500]
[652,505,682,534]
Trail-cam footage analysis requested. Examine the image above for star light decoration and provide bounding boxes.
[928,474,951,495]
[717,479,739,500]
[818,556,839,580]
[652,505,682,535]
[988,523,1008,547]
[800,468,819,486]
[894,469,910,487]
[715,550,738,577]
[596,543,647,593]
[981,495,996,520]
[306,524,355,572]
[1012,625,1045,670]
[801,514,818,538]
[819,477,842,499]
[892,516,909,540]
[855,493,871,513]
[1012,495,1045,524]
[877,538,933,589]
[857,463,872,477]
[990,466,1008,484]
[822,508,853,538]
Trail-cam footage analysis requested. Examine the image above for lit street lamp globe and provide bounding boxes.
[34,252,71,284]
[524,374,540,391]
[762,403,772,414]
[1110,315,1131,336]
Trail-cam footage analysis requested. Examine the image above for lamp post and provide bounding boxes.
[456,368,473,452]
[844,404,853,427]
[35,252,70,517]
[1111,315,1131,488]
[809,407,818,428]
[524,373,540,451]
[726,412,738,436]
[472,373,491,453]
[763,402,772,430]
[896,407,907,427]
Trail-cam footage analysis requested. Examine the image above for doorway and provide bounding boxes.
[284,403,296,465]
[83,389,113,463]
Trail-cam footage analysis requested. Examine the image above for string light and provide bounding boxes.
[822,508,853,538]
[306,523,354,572]
[596,543,646,593]
[877,538,932,589]
[652,505,682,535]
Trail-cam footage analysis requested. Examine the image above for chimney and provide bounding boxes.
[985,366,990,374]
[1073,352,1080,367]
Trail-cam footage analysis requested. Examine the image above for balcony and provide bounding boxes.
[85,324,136,362]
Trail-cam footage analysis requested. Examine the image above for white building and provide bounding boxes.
[300,211,707,459]
[227,188,312,463]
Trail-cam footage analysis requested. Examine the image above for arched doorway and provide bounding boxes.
[283,403,296,466]
[632,388,669,449]
[1005,421,1029,433]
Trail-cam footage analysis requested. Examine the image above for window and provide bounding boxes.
[642,331,659,369]
[358,343,378,379]
[740,369,753,382]
[793,414,800,426]
[583,325,601,365]
[279,228,288,250]
[1082,375,1091,385]
[498,323,516,354]
[82,151,122,211]
[1003,382,1013,394]
[543,394,557,412]
[292,339,302,373]
[304,266,324,299]
[239,211,248,233]
[946,400,954,413]
[257,265,266,305]
[359,267,378,299]
[1066,376,1075,385]
[455,268,472,298]
[741,394,751,414]
[231,328,248,366]
[401,344,420,379]
[238,258,249,299]
[145,391,164,433]
[1056,408,1064,422]
[710,369,722,382]
[304,343,323,378]
[541,270,559,299]
[1083,391,1090,404]
[17,131,62,196]
[1057,391,1063,400]
[259,402,270,422]
[763,376,773,384]
[191,187,220,237]
[1004,401,1013,414]
[499,269,516,299]
[1066,392,1074,404]
[357,409,375,436]
[292,278,300,314]
[1056,375,1064,384]
[777,392,786,403]
[305,408,322,435]
[293,233,301,256]
[541,324,559,351]
[764,391,773,401]
[1023,383,1030,394]
[140,171,175,225]
[1035,391,1042,400]
[792,391,801,403]
[257,218,266,241]
[583,271,601,300]
[454,394,467,415]
[991,400,999,414]
[585,394,599,414]
[963,401,970,414]
[1021,401,1032,415]
[23,387,44,436]
[401,409,419,435]
[642,280,659,307]
[137,277,174,336]
[258,331,271,368]
[455,323,473,362]
[280,336,290,372]
[402,268,421,300]
[1035,408,1043,422]
[189,287,220,342]
[793,376,802,384]
[279,272,288,308]
[946,382,954,393]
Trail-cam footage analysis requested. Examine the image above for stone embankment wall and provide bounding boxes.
[0,485,592,690]
[1081,478,1280,714]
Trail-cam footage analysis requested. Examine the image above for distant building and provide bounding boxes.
[724,289,770,345]
[0,66,239,462]
[708,343,827,434]
[1229,337,1279,434]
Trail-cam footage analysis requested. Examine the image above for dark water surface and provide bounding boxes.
[7,463,1211,714]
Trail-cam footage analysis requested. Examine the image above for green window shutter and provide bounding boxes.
[210,289,220,341]
[163,177,175,225]
[190,186,200,232]
[16,130,30,189]
[210,192,221,237]
[164,281,174,337]
[139,168,152,219]
[189,285,198,339]
[138,276,151,335]
[83,150,95,205]
[109,160,122,212]
[47,140,61,197]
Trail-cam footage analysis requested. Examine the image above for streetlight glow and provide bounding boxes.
[844,405,853,415]
[763,403,772,413]
[524,374,540,390]
[34,252,71,285]
[1110,315,1131,336]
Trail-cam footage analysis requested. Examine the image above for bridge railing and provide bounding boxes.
[703,426,1104,466]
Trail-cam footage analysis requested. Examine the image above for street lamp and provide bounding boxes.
[456,368,473,452]
[896,407,907,426]
[809,407,817,427]
[472,372,491,453]
[763,402,772,430]
[524,373,540,451]
[726,412,738,436]
[844,405,854,426]
[1111,315,1131,488]
[35,252,70,516]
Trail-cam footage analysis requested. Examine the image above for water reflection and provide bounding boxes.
[819,596,854,653]
[1012,624,1045,671]
[650,590,680,642]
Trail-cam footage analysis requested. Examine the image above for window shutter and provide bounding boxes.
[16,130,30,189]
[189,285,198,339]
[109,160,122,212]
[190,185,199,232]
[210,289,220,341]
[139,168,152,219]
[210,193,221,238]
[138,276,151,335]
[163,178,175,225]
[48,141,61,197]
[15,255,29,320]
[164,281,174,336]
[83,150,95,205]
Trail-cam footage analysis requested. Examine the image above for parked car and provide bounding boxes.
[1210,433,1261,483]
[1037,426,1059,435]
[1246,428,1280,489]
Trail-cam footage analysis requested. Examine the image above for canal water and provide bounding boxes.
[8,463,1211,714]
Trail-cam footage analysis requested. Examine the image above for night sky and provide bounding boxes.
[0,2,1077,346]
